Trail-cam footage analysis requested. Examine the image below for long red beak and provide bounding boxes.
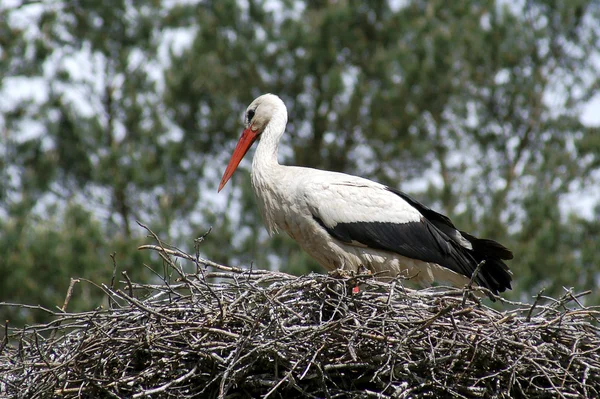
[218,127,260,192]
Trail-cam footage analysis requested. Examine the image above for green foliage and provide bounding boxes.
[0,202,152,325]
[1,0,599,327]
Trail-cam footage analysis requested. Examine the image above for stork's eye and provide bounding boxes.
[247,109,255,123]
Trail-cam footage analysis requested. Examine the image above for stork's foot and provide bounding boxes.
[328,266,374,294]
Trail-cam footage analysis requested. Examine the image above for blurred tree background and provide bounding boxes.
[1,0,599,327]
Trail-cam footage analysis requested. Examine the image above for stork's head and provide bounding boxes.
[244,93,286,132]
[218,94,287,192]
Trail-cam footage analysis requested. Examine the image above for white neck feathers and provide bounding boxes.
[250,108,288,235]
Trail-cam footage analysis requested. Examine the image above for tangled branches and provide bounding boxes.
[1,230,599,398]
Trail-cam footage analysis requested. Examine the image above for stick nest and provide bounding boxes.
[1,230,599,398]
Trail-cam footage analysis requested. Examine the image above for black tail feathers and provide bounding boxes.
[461,231,513,294]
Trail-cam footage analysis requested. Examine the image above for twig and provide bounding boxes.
[60,278,80,313]
[109,252,118,308]
[121,271,134,298]
[526,288,546,322]
[132,365,198,398]
[462,260,485,306]
[0,320,8,354]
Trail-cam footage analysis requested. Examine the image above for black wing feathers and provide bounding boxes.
[314,216,481,283]
[459,231,514,260]
[387,186,513,260]
[313,186,513,294]
[386,187,512,292]
[386,187,456,228]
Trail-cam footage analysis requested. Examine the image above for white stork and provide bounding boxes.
[218,94,513,295]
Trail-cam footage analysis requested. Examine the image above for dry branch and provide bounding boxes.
[1,231,599,398]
